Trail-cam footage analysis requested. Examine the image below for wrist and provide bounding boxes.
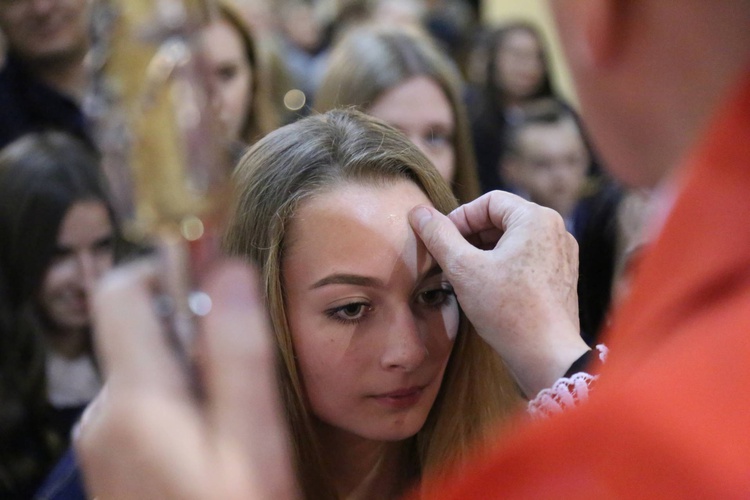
[527,344,609,419]
[473,317,589,398]
[520,339,591,398]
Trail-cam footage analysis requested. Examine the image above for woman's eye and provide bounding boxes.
[425,129,452,148]
[327,302,371,324]
[217,64,238,82]
[94,236,114,254]
[417,286,455,308]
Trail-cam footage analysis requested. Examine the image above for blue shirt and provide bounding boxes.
[34,448,86,500]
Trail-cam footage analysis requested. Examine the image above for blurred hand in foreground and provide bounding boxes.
[75,261,297,500]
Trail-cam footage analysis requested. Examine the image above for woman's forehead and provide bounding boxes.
[282,180,434,274]
[292,179,429,226]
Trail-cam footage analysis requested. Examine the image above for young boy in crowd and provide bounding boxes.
[500,99,589,234]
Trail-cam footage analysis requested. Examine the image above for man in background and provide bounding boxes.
[501,98,589,234]
[0,0,92,147]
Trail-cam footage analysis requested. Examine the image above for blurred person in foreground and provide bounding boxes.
[74,0,750,497]
[0,0,93,148]
[419,1,750,495]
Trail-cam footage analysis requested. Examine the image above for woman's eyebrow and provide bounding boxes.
[420,263,444,282]
[310,274,384,290]
[310,264,443,290]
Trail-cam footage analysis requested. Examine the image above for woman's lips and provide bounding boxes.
[371,386,424,410]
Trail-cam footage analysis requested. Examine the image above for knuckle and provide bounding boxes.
[534,205,567,231]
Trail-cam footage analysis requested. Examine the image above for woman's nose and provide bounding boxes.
[76,251,109,294]
[380,309,428,371]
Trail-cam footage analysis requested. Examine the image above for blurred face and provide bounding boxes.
[283,180,458,443]
[38,200,114,333]
[202,18,253,142]
[373,0,423,28]
[508,118,588,218]
[495,29,545,101]
[0,0,90,64]
[282,3,321,51]
[368,76,456,183]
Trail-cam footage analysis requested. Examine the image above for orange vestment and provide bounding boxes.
[424,70,750,498]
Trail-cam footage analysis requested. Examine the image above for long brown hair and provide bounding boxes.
[314,26,481,205]
[224,109,519,499]
[485,21,554,107]
[216,1,277,143]
[0,132,116,497]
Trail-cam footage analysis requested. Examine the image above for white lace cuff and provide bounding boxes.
[527,344,608,419]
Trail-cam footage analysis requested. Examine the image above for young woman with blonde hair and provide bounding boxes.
[223,108,519,498]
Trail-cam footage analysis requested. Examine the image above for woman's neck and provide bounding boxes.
[315,421,416,500]
[45,327,88,359]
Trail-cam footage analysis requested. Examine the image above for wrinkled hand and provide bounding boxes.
[409,191,588,397]
[75,261,297,500]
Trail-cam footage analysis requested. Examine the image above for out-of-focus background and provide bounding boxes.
[482,0,575,103]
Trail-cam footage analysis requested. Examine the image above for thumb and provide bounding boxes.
[409,205,474,271]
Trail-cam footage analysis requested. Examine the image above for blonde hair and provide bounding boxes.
[224,109,519,499]
[315,25,482,204]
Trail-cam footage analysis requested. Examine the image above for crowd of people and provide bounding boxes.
[1,0,748,498]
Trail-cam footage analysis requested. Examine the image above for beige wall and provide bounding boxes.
[480,0,577,105]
